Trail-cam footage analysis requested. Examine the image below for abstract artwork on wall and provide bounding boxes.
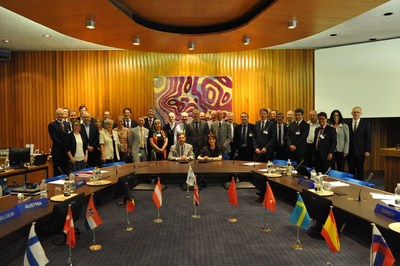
[153,76,232,124]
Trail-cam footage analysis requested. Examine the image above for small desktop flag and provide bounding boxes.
[263,182,276,212]
[152,178,162,209]
[24,223,49,266]
[126,183,135,212]
[321,207,340,253]
[370,223,395,266]
[85,194,103,230]
[289,193,311,230]
[63,206,76,248]
[186,165,196,186]
[228,177,238,206]
[193,182,200,207]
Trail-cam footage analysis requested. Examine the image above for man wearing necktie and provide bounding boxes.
[210,110,232,159]
[123,107,138,129]
[346,106,371,180]
[80,112,100,167]
[128,116,149,162]
[253,108,276,162]
[226,112,238,160]
[163,112,177,156]
[273,112,288,160]
[168,132,195,161]
[185,109,209,157]
[313,112,336,174]
[48,108,69,176]
[286,108,310,163]
[233,112,255,161]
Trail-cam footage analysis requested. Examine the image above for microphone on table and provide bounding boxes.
[253,153,263,167]
[57,166,65,176]
[324,167,331,176]
[352,173,374,202]
[111,159,118,174]
[294,159,304,171]
[233,149,238,165]
[12,180,32,201]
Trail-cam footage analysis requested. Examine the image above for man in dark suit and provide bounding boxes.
[347,106,371,180]
[234,112,255,161]
[286,108,310,164]
[80,112,100,167]
[123,107,138,129]
[186,109,209,157]
[253,108,276,162]
[226,112,238,159]
[48,108,69,176]
[273,112,288,160]
[144,106,158,131]
[163,112,177,156]
[314,112,337,174]
[77,105,95,125]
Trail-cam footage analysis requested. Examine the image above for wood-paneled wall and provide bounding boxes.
[0,49,398,171]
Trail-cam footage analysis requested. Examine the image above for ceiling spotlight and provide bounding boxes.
[85,19,96,29]
[2,40,11,43]
[287,19,297,29]
[242,35,250,45]
[188,41,196,51]
[132,36,141,46]
[42,34,52,38]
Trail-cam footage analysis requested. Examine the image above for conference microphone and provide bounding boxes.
[12,180,32,201]
[294,159,305,171]
[111,159,118,174]
[352,173,374,202]
[233,149,238,165]
[57,166,65,176]
[253,153,263,167]
[324,167,331,176]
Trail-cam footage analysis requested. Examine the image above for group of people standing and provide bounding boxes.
[48,105,371,186]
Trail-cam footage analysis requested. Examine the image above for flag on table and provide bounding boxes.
[321,207,340,253]
[228,177,238,206]
[263,182,276,212]
[126,183,135,212]
[152,178,162,209]
[186,164,196,186]
[289,193,311,230]
[193,182,200,207]
[24,223,49,266]
[371,223,395,266]
[63,206,76,248]
[85,194,103,230]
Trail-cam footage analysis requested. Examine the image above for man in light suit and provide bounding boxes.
[185,109,209,157]
[168,132,195,161]
[314,112,337,174]
[163,112,177,157]
[128,116,149,162]
[210,110,232,159]
[347,106,371,180]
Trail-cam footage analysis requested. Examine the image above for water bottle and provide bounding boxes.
[4,157,10,170]
[286,159,292,176]
[315,173,323,192]
[310,168,317,181]
[267,161,272,173]
[395,183,400,205]
[68,173,76,192]
[39,179,47,199]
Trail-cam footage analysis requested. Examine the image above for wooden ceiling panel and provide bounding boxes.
[0,0,387,53]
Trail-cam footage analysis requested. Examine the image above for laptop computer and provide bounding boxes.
[33,154,48,166]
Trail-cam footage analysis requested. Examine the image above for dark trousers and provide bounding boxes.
[237,146,254,162]
[332,152,346,172]
[305,143,315,168]
[274,145,287,160]
[347,153,365,180]
[314,152,332,174]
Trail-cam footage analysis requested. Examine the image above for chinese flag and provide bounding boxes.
[228,178,238,206]
[263,182,276,212]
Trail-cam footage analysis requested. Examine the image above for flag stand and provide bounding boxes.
[192,205,200,219]
[123,210,133,231]
[326,251,332,265]
[89,228,102,250]
[228,205,237,222]
[185,185,191,198]
[260,208,271,232]
[153,209,163,223]
[67,230,73,266]
[291,227,304,250]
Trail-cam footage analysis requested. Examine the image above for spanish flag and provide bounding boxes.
[321,207,340,253]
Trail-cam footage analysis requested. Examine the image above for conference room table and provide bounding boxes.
[1,160,400,260]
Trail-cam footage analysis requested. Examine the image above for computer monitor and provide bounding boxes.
[8,148,31,168]
[301,188,333,239]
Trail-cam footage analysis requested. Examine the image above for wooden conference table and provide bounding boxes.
[1,160,399,259]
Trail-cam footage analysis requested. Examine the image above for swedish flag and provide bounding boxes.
[289,193,311,230]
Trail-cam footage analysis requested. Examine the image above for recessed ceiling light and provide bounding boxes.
[384,12,393,16]
[287,19,297,29]
[42,34,51,38]
[86,19,96,29]
[2,40,11,43]
[330,33,337,37]
[188,41,195,51]
[242,35,250,45]
[132,36,141,46]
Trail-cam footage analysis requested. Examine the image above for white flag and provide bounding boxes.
[24,223,49,266]
[186,165,196,186]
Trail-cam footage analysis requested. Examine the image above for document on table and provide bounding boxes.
[328,181,350,188]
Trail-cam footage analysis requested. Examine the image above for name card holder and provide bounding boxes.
[374,203,400,222]
[75,178,86,188]
[298,177,315,189]
[16,198,49,213]
[0,207,21,225]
